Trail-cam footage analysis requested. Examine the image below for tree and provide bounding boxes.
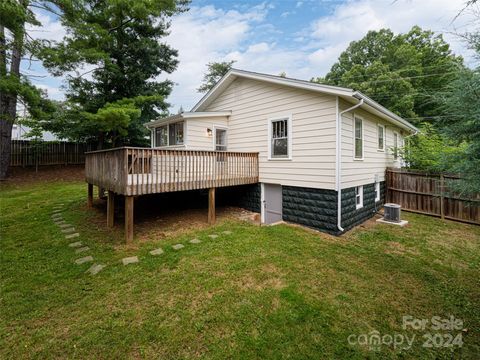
[436,67,480,195]
[197,60,235,93]
[39,0,189,148]
[400,123,465,172]
[314,26,464,124]
[0,0,54,179]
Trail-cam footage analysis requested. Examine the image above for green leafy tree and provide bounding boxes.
[197,60,235,93]
[400,123,465,172]
[0,0,55,179]
[39,0,189,148]
[314,26,464,124]
[437,67,480,195]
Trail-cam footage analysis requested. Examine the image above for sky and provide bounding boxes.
[26,0,478,113]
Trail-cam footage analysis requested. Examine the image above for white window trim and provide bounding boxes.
[153,120,185,147]
[213,125,228,151]
[377,123,385,152]
[375,182,380,202]
[356,185,364,209]
[267,114,292,161]
[393,131,399,160]
[353,114,364,161]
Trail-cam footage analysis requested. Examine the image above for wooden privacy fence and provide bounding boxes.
[386,168,480,225]
[10,140,94,167]
[85,147,259,196]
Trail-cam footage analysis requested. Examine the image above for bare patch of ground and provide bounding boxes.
[3,165,84,184]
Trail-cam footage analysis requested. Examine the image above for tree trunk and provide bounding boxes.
[0,11,25,179]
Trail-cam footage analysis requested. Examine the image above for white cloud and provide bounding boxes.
[27,0,476,113]
[27,13,66,42]
[164,0,476,111]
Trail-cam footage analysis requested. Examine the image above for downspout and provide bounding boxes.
[336,97,364,233]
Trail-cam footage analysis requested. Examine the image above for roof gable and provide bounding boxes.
[192,69,418,133]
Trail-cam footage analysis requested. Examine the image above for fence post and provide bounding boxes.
[440,174,445,220]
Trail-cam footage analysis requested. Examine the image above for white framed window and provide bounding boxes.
[268,115,292,160]
[154,121,184,147]
[355,185,363,209]
[214,127,227,151]
[375,182,380,202]
[354,116,363,160]
[393,132,399,159]
[155,125,168,147]
[377,124,385,151]
[169,121,184,145]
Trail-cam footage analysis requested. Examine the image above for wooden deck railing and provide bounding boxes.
[85,147,259,196]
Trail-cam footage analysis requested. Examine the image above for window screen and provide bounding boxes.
[271,119,288,158]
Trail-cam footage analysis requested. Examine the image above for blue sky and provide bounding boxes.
[27,0,477,112]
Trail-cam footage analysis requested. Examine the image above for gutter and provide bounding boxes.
[336,97,364,233]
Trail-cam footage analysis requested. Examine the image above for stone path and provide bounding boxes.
[150,248,164,256]
[50,204,105,276]
[75,256,93,265]
[50,203,234,277]
[86,264,105,275]
[75,246,90,254]
[122,256,139,265]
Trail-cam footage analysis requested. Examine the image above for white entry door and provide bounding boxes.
[262,183,283,224]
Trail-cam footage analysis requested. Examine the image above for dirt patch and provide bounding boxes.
[3,165,84,184]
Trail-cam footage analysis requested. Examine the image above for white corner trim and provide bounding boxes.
[267,114,293,161]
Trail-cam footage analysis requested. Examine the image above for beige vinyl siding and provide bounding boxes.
[340,98,404,189]
[185,117,228,150]
[204,78,337,189]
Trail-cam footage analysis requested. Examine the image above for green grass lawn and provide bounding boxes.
[1,180,479,359]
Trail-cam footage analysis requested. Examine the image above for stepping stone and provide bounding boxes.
[172,244,184,250]
[75,246,90,254]
[222,231,232,235]
[75,256,93,264]
[61,227,76,234]
[54,220,65,225]
[208,234,218,239]
[52,210,62,214]
[52,215,62,219]
[59,223,72,229]
[66,233,80,239]
[189,238,201,244]
[149,248,164,256]
[86,264,105,275]
[69,241,83,248]
[122,256,139,265]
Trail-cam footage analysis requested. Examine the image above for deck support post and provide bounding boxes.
[125,196,134,243]
[107,191,115,228]
[208,187,215,225]
[87,183,93,208]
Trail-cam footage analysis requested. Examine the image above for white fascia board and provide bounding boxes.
[182,111,231,118]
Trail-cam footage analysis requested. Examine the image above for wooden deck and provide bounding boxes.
[85,147,259,242]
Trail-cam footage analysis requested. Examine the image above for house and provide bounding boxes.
[145,69,418,235]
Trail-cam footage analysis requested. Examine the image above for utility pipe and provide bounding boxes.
[336,98,364,233]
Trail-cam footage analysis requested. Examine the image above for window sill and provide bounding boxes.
[268,157,292,161]
[356,205,363,210]
[353,158,364,161]
[377,149,385,152]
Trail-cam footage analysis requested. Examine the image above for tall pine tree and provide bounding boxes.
[40,0,189,148]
